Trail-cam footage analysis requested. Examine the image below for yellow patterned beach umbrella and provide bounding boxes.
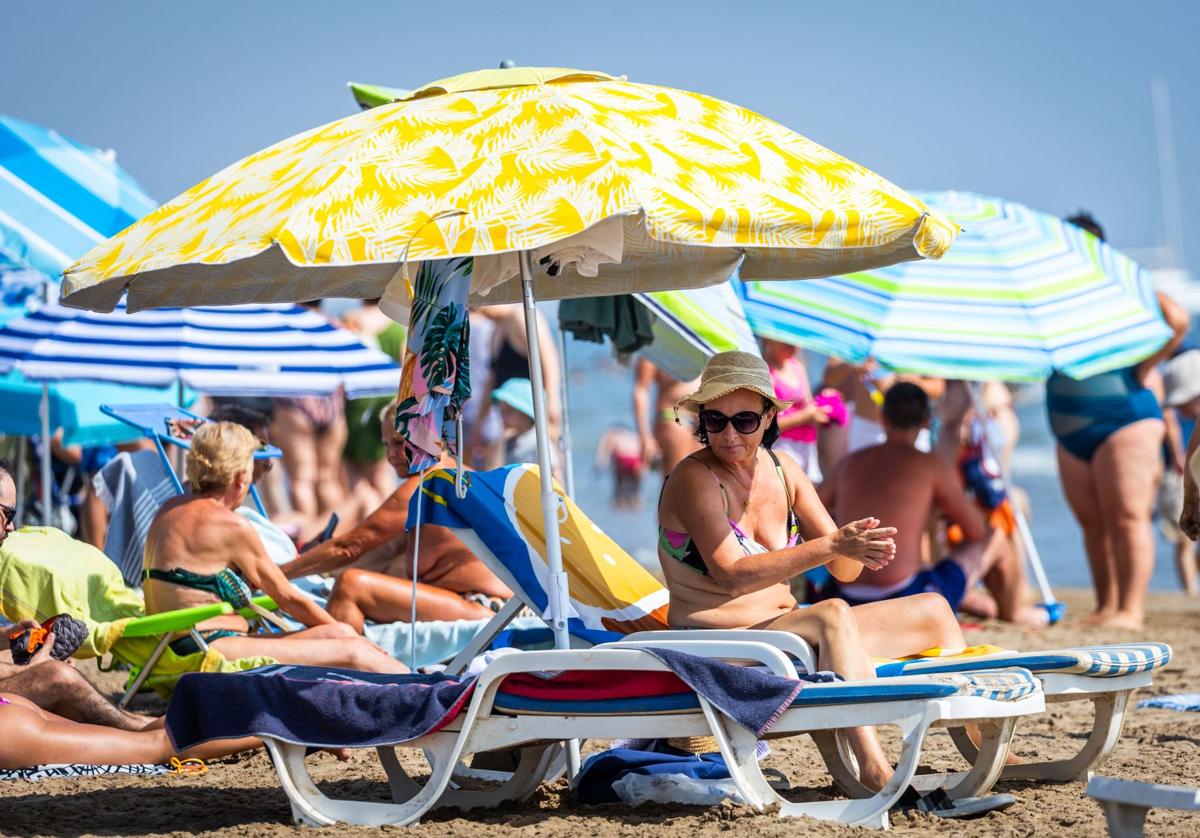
[61,66,955,313]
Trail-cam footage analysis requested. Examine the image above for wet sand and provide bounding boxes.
[1,588,1197,837]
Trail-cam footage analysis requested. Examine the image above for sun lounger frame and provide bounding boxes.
[260,643,1044,829]
[1086,776,1200,837]
[440,521,1158,796]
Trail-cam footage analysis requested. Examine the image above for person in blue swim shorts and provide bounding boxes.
[820,382,1035,624]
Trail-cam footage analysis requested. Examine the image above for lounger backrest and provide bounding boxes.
[413,466,670,635]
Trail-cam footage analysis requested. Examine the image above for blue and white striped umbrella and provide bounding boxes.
[737,192,1172,382]
[0,116,157,285]
[0,301,400,398]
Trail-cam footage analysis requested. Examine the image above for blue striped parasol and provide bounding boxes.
[0,301,400,398]
[0,116,157,288]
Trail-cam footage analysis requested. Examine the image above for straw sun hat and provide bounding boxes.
[675,351,792,415]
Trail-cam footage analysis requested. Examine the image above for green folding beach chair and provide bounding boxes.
[0,526,277,705]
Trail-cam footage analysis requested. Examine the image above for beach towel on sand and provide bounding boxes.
[0,764,170,782]
[165,648,804,750]
[1138,694,1200,712]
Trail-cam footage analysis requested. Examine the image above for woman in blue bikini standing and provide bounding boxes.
[1047,213,1189,629]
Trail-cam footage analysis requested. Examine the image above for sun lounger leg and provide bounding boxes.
[438,745,556,810]
[997,691,1129,783]
[810,729,874,798]
[705,699,936,828]
[941,717,1016,799]
[265,735,467,827]
[1097,798,1149,838]
[119,634,172,708]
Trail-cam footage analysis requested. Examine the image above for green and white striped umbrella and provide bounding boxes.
[737,191,1171,382]
[635,284,759,380]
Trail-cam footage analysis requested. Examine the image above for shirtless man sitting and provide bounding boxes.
[0,462,156,730]
[821,383,1035,622]
[281,401,513,630]
[143,422,406,673]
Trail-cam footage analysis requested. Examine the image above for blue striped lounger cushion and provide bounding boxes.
[873,643,1172,679]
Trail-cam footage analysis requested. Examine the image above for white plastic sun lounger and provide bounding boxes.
[1086,776,1200,837]
[410,465,1170,798]
[260,642,1044,829]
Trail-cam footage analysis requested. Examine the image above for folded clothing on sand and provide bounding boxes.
[1137,694,1200,712]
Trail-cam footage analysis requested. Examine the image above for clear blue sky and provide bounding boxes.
[4,1,1197,273]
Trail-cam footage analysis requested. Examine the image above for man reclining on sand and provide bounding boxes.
[280,400,514,629]
[0,463,158,731]
[143,421,406,673]
[820,383,1044,625]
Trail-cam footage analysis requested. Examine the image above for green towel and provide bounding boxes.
[559,295,655,355]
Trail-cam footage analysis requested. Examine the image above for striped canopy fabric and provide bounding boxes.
[0,116,157,284]
[737,192,1172,382]
[0,302,400,398]
[635,284,760,381]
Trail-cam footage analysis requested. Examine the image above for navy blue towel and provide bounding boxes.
[576,746,731,805]
[165,665,476,751]
[642,647,805,736]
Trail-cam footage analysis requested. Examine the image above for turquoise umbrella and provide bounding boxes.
[0,116,161,519]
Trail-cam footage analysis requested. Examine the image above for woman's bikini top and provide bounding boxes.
[658,449,800,576]
[143,567,253,608]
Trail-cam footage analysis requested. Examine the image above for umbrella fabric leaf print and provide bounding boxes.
[395,257,472,472]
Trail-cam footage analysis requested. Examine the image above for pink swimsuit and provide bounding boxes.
[771,357,817,443]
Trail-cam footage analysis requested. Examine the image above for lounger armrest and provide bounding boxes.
[121,603,236,638]
[622,629,817,672]
[596,638,799,679]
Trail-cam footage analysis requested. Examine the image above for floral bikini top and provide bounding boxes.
[658,449,801,576]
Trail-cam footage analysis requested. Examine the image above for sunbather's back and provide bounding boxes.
[143,493,256,632]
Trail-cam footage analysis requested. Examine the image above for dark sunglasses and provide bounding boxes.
[698,407,770,435]
[0,503,16,528]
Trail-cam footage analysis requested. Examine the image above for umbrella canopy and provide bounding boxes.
[1,116,157,285]
[737,192,1172,382]
[0,301,400,398]
[0,368,193,446]
[61,66,955,314]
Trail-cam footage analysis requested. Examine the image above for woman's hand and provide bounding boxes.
[830,517,897,571]
[797,402,833,427]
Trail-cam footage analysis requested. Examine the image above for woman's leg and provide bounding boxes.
[326,568,495,631]
[210,630,409,674]
[1092,419,1165,629]
[1056,444,1115,619]
[0,700,259,769]
[756,600,892,791]
[848,593,966,659]
[272,404,320,518]
[314,413,349,515]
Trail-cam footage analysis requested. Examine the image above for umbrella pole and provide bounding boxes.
[518,251,581,780]
[557,328,576,497]
[14,437,26,527]
[968,384,1064,623]
[39,383,51,524]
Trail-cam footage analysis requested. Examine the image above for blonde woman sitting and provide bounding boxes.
[143,422,407,673]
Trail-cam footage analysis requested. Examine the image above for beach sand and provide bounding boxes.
[2,588,1197,837]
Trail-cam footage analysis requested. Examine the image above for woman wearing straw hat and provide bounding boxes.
[658,351,972,791]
